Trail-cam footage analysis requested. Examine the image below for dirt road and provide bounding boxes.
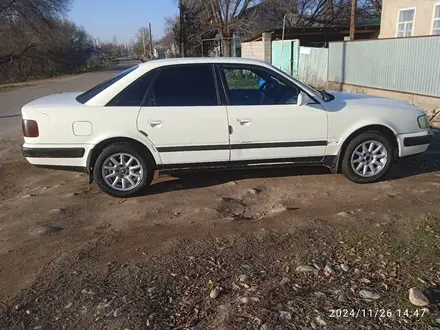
[1,60,440,329]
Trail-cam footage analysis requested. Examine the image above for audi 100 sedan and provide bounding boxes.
[21,58,432,197]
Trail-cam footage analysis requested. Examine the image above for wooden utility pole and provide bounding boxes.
[350,0,358,40]
[179,0,184,57]
[141,28,146,57]
[149,22,153,58]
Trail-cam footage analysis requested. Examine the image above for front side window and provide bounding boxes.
[221,65,300,106]
[397,8,415,37]
[150,64,218,106]
[76,65,139,104]
[433,4,440,35]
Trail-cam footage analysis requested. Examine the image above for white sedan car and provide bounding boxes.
[21,58,432,197]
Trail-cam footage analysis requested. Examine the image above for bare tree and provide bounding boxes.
[170,0,381,57]
[0,0,108,83]
[259,0,381,30]
[160,17,179,57]
[177,0,260,56]
[202,0,261,56]
[133,27,153,59]
[358,0,382,17]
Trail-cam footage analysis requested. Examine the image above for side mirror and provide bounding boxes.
[297,91,313,106]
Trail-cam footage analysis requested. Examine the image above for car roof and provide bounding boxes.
[85,57,321,106]
[138,57,273,71]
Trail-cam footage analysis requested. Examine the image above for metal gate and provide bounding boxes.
[271,39,300,77]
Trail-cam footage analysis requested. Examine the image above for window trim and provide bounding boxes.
[106,68,159,107]
[432,2,440,35]
[145,63,221,107]
[396,7,416,38]
[215,63,319,106]
[214,65,228,105]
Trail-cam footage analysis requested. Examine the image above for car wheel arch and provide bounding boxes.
[335,124,399,173]
[86,137,158,183]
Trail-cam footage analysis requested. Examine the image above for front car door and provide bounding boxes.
[218,64,328,163]
[137,64,230,166]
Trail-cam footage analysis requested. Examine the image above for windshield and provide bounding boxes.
[76,65,139,104]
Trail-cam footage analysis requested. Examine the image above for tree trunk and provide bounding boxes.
[222,39,231,57]
[220,30,232,57]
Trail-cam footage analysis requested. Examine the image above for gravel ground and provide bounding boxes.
[0,62,439,329]
[1,214,440,329]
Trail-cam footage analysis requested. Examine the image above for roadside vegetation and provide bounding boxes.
[0,0,122,87]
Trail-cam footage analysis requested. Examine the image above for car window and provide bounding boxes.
[107,69,157,107]
[221,65,300,106]
[150,64,218,107]
[76,65,139,104]
[224,69,261,90]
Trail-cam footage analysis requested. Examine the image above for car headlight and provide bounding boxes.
[417,115,430,129]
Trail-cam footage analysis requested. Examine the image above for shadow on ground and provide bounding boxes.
[0,114,21,119]
[144,132,440,196]
[389,130,440,180]
[145,166,330,196]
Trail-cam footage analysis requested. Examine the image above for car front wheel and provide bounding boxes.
[341,131,394,183]
[94,143,154,197]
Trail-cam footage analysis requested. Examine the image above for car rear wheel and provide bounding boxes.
[341,131,394,183]
[94,143,154,197]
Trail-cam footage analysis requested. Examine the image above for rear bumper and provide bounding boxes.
[35,165,87,173]
[22,143,92,169]
[398,130,432,157]
[22,147,85,158]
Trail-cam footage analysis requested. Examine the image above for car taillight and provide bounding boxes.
[22,119,39,137]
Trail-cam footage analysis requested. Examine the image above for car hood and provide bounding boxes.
[327,91,423,113]
[22,92,83,109]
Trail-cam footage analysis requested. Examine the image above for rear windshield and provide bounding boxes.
[76,65,139,104]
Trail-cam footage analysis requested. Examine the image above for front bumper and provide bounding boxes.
[403,135,432,147]
[398,130,432,157]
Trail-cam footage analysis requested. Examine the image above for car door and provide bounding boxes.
[137,64,230,165]
[219,64,328,163]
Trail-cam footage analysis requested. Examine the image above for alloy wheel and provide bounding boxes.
[350,140,388,178]
[101,153,144,191]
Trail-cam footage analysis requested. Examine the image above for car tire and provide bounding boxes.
[341,131,395,184]
[94,142,154,197]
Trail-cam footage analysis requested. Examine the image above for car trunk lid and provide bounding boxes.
[22,92,84,110]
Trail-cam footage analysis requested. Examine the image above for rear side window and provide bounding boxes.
[151,64,218,106]
[107,69,157,106]
[76,65,139,104]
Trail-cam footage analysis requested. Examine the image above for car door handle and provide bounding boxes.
[148,120,162,127]
[238,118,251,125]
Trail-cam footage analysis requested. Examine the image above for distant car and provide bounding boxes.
[21,58,432,197]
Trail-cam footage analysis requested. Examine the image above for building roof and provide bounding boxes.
[244,20,381,42]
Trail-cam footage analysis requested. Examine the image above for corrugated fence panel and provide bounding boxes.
[328,36,440,97]
[297,47,328,88]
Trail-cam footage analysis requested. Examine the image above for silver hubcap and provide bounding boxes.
[101,153,144,191]
[351,140,388,178]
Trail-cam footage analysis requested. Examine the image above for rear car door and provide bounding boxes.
[219,64,328,163]
[137,64,230,165]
